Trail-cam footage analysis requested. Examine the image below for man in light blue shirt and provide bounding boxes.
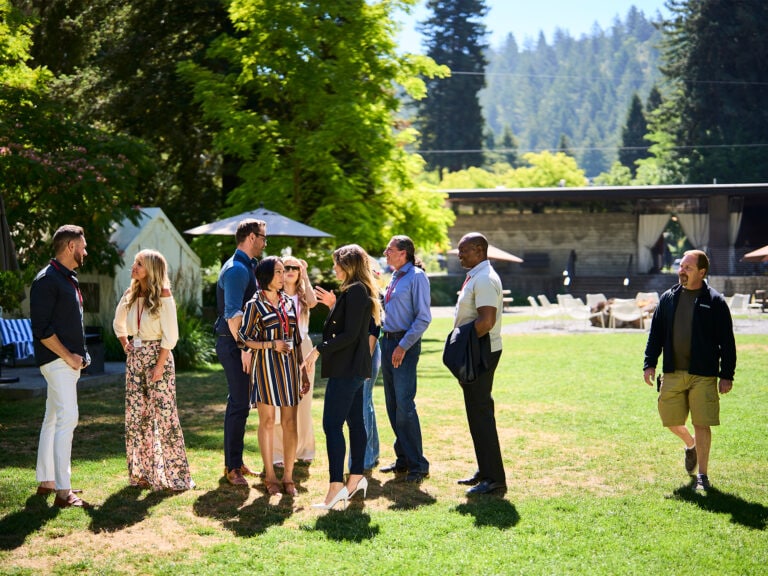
[379,235,432,483]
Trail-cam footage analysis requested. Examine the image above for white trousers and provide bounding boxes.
[36,358,80,489]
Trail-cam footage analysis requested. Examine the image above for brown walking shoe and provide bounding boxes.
[53,492,92,508]
[226,467,249,486]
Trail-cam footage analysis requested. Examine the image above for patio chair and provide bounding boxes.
[563,299,605,327]
[528,296,560,325]
[537,294,559,310]
[728,293,750,315]
[609,299,645,329]
[556,294,576,308]
[586,293,607,310]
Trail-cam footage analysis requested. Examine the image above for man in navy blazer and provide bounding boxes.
[453,233,506,495]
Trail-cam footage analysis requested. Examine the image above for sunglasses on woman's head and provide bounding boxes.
[284,265,301,271]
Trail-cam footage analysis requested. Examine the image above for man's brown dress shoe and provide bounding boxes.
[224,463,258,477]
[226,467,249,486]
[53,493,92,508]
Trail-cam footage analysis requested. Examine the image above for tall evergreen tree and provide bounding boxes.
[557,134,573,157]
[499,125,519,167]
[417,0,489,175]
[618,93,650,177]
[658,0,768,183]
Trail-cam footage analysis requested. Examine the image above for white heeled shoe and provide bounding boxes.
[347,477,368,499]
[311,487,349,510]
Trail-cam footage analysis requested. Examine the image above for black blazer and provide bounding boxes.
[443,320,491,384]
[318,282,372,379]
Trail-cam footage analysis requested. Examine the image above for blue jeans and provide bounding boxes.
[380,337,429,474]
[349,341,381,470]
[216,335,251,471]
[323,376,366,483]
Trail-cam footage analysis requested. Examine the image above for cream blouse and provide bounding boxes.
[113,293,179,350]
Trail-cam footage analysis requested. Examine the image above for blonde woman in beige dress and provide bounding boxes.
[113,249,194,491]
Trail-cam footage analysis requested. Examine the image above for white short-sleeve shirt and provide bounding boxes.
[454,259,503,353]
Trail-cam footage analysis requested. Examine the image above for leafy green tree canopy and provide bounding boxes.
[0,0,155,272]
[179,0,452,257]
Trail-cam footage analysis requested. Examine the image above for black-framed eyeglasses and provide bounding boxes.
[253,232,267,244]
[284,265,301,271]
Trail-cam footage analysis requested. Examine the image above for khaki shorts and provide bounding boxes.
[657,371,720,427]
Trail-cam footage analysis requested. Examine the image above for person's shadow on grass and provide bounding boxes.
[89,486,172,533]
[227,489,295,537]
[672,481,768,530]
[193,479,294,537]
[313,510,380,542]
[379,477,438,511]
[454,496,520,530]
[0,494,58,551]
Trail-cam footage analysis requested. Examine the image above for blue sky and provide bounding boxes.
[396,0,670,53]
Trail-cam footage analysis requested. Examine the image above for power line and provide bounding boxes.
[413,142,768,155]
[443,70,768,86]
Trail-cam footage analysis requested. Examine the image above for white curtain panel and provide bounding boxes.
[637,214,670,274]
[677,212,710,252]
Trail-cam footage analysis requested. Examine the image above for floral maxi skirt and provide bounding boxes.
[125,341,194,491]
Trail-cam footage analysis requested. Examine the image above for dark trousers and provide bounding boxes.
[462,350,505,484]
[216,335,251,471]
[323,376,366,483]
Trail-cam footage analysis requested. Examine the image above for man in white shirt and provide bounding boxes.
[454,233,506,495]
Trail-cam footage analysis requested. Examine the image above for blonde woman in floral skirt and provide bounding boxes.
[113,249,194,491]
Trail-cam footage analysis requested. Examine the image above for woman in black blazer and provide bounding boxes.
[304,244,382,510]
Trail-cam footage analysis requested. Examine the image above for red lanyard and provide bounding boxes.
[385,270,404,304]
[265,293,291,337]
[136,298,144,332]
[50,259,83,307]
[460,273,471,292]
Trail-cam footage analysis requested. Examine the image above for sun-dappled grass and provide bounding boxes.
[1,315,766,575]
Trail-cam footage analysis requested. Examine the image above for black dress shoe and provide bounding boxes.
[404,471,429,484]
[457,472,481,486]
[466,480,506,495]
[380,462,408,474]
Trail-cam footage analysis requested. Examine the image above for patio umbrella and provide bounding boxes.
[741,245,768,263]
[0,193,19,273]
[0,193,21,382]
[184,207,332,238]
[448,244,523,263]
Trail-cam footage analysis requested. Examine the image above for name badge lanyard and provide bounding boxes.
[264,294,291,340]
[50,259,83,308]
[454,273,472,327]
[50,259,87,352]
[385,271,405,304]
[134,298,144,348]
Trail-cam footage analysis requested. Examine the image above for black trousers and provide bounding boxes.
[461,350,505,483]
[322,376,366,483]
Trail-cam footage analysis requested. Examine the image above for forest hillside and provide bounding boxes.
[480,6,662,177]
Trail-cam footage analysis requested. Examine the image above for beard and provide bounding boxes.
[678,273,688,287]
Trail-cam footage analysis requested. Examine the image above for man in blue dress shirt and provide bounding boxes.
[215,219,267,485]
[379,235,432,483]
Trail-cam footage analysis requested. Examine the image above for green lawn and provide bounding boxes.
[1,316,766,575]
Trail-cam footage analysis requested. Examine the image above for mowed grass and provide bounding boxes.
[0,316,766,575]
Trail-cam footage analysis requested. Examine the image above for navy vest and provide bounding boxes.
[214,251,257,336]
